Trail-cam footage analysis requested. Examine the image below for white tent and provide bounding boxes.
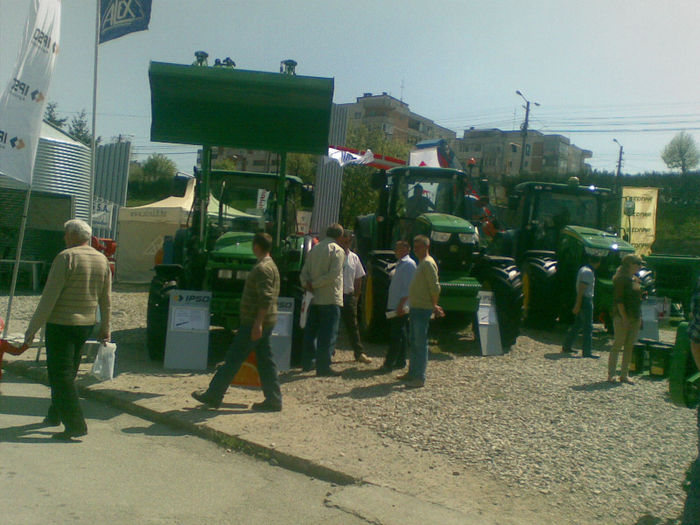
[115,178,257,283]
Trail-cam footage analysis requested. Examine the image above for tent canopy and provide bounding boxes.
[115,178,257,282]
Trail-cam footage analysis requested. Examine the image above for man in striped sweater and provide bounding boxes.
[24,219,112,441]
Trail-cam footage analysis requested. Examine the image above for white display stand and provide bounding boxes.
[638,297,659,341]
[270,297,294,372]
[164,290,211,370]
[477,291,502,356]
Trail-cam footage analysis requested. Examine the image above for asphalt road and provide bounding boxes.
[0,371,369,525]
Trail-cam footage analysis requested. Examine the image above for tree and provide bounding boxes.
[662,131,699,174]
[142,153,177,182]
[67,109,101,147]
[339,125,411,227]
[44,102,67,129]
[287,153,316,184]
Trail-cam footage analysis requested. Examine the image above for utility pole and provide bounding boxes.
[613,138,623,192]
[516,90,539,176]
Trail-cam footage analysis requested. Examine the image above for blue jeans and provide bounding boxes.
[384,315,409,369]
[206,325,281,405]
[302,304,341,372]
[408,308,432,381]
[562,297,594,355]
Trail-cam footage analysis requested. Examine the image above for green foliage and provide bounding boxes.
[142,153,177,181]
[44,102,67,129]
[339,124,410,227]
[661,131,699,174]
[286,153,316,185]
[127,155,178,204]
[67,109,101,147]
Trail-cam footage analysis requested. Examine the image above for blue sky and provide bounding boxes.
[2,0,700,174]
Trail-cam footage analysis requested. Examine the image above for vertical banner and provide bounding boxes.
[0,0,61,185]
[621,186,659,256]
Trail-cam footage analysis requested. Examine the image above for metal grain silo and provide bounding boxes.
[32,121,91,221]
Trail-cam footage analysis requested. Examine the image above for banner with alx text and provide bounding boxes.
[0,0,61,186]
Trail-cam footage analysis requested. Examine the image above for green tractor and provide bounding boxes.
[146,170,315,360]
[493,179,652,330]
[144,59,333,361]
[355,166,523,349]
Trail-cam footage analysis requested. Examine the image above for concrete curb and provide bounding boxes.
[3,359,361,486]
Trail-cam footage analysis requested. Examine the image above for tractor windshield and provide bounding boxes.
[533,192,599,229]
[392,173,458,219]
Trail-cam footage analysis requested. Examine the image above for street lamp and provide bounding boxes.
[613,138,623,191]
[516,90,540,175]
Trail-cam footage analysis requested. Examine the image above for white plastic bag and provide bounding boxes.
[91,342,116,381]
[299,291,313,328]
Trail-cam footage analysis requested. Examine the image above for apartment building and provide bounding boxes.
[453,128,591,178]
[339,92,456,145]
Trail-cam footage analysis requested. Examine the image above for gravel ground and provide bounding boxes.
[2,284,697,524]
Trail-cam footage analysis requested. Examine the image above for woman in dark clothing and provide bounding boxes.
[607,253,643,384]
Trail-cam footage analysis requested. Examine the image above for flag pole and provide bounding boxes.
[89,0,100,228]
[2,185,32,339]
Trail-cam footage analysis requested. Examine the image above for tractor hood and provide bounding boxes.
[417,213,476,233]
[562,225,634,255]
[212,232,257,260]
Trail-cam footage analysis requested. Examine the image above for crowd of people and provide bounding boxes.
[18,216,700,522]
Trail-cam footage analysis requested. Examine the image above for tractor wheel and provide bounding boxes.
[523,256,558,330]
[481,260,523,350]
[669,323,699,408]
[360,269,381,340]
[146,276,177,361]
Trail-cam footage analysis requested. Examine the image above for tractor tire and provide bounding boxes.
[359,260,391,342]
[669,323,699,408]
[523,255,558,330]
[359,269,381,341]
[146,276,177,361]
[480,259,523,350]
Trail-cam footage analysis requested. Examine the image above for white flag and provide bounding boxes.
[326,147,374,167]
[0,0,61,185]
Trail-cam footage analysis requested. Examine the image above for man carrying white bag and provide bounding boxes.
[25,219,112,442]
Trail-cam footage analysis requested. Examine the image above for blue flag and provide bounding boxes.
[99,0,152,44]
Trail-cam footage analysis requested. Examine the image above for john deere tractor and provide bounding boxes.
[355,166,523,349]
[144,59,333,361]
[492,178,653,330]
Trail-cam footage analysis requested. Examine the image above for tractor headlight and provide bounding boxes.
[458,233,476,244]
[430,231,451,243]
[584,247,607,257]
[218,269,234,279]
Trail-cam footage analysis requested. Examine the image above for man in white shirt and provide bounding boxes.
[338,231,371,364]
[562,255,602,358]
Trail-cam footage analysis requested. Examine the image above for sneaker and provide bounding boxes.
[561,347,575,353]
[191,390,222,409]
[251,400,282,412]
[316,368,342,377]
[582,354,600,359]
[356,353,372,364]
[396,372,413,381]
[405,378,425,388]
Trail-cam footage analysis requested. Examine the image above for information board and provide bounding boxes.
[164,290,211,370]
